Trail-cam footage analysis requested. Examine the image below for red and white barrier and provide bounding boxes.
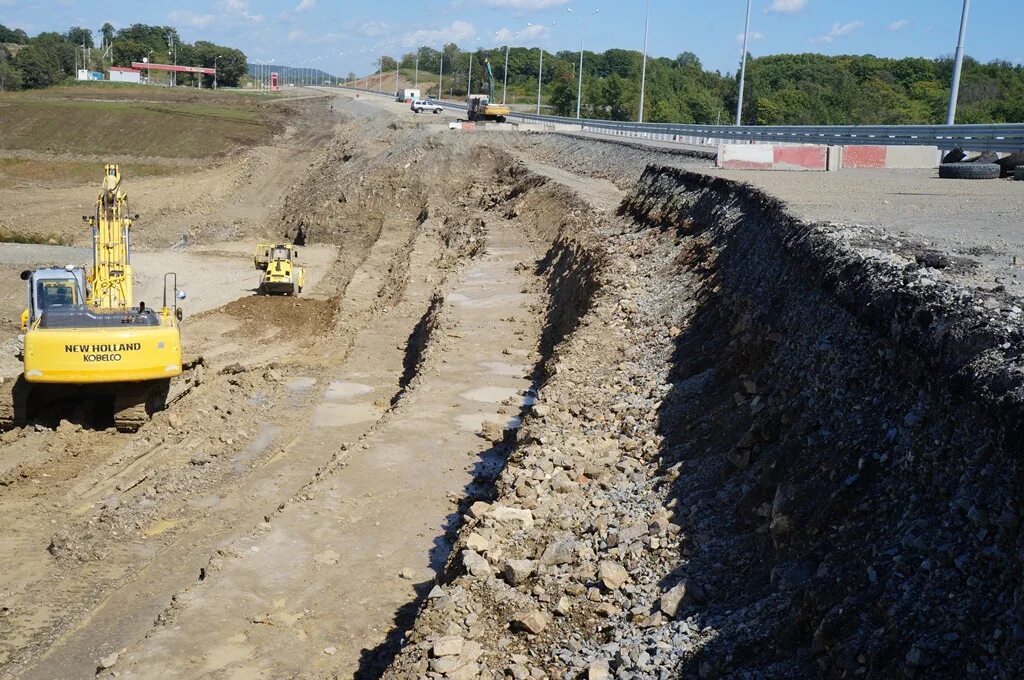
[841,145,940,169]
[718,143,940,172]
[718,144,828,171]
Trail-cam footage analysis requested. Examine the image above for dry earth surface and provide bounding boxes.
[0,86,1023,680]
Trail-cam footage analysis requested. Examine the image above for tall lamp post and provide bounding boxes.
[214,55,222,90]
[566,7,598,120]
[414,48,420,88]
[736,0,752,125]
[501,31,518,105]
[438,46,445,100]
[638,0,650,122]
[946,0,971,125]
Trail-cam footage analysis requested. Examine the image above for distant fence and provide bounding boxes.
[330,85,1024,153]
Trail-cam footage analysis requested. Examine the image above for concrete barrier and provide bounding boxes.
[842,145,939,169]
[718,144,828,171]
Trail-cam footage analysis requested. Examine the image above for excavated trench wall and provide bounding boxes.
[622,166,1024,677]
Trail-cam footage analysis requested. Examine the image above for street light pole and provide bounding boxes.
[946,0,971,125]
[438,48,444,100]
[502,35,516,106]
[468,52,473,94]
[415,48,420,88]
[736,0,752,126]
[638,0,650,122]
[537,47,544,114]
[567,8,598,120]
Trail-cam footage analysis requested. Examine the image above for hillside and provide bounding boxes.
[381,45,1024,125]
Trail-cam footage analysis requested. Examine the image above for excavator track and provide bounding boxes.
[0,376,30,430]
[0,357,202,433]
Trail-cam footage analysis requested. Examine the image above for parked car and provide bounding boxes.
[411,99,444,114]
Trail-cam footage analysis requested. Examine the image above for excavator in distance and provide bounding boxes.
[0,165,187,431]
[466,58,510,124]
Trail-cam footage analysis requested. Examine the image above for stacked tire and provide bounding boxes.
[939,146,1007,180]
[1015,166,1024,181]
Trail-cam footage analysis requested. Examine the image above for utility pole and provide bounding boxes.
[736,0,752,125]
[214,55,221,89]
[638,0,650,122]
[415,48,420,88]
[468,52,474,94]
[946,0,971,125]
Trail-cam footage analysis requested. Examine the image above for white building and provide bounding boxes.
[108,66,142,84]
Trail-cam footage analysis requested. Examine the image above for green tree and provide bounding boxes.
[0,24,29,43]
[100,22,115,47]
[14,44,62,88]
[65,27,93,49]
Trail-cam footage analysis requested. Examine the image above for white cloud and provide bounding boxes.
[887,19,910,32]
[216,0,263,22]
[480,0,570,8]
[495,22,550,43]
[736,30,766,44]
[295,0,317,12]
[357,21,390,38]
[168,10,216,28]
[287,29,305,42]
[767,0,807,14]
[811,20,865,44]
[404,20,476,46]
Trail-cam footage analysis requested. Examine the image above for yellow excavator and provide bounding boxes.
[0,165,186,431]
[466,59,510,124]
[254,243,305,295]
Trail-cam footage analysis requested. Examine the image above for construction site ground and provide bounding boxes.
[1,85,1023,680]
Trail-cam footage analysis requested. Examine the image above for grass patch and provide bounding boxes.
[0,158,182,187]
[0,228,71,245]
[0,88,288,158]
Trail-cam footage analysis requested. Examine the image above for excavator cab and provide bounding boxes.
[21,267,87,328]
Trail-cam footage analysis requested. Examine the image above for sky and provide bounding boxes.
[3,1,1023,76]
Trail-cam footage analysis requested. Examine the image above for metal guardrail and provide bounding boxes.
[332,85,1024,152]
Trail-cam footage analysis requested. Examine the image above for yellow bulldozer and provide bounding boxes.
[0,165,187,431]
[254,243,305,295]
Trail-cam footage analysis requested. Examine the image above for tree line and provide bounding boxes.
[0,23,247,91]
[395,44,1024,125]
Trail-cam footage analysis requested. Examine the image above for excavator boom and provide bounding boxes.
[87,164,135,310]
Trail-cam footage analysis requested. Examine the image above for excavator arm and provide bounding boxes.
[86,164,135,310]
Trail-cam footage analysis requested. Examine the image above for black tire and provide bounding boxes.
[1015,166,1024,181]
[496,116,506,124]
[415,108,423,114]
[939,163,1001,180]
[996,152,1024,177]
[942,146,966,164]
[433,108,441,114]
[966,151,999,164]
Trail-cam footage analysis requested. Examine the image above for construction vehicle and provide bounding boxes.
[466,59,510,124]
[0,165,186,431]
[254,243,305,295]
